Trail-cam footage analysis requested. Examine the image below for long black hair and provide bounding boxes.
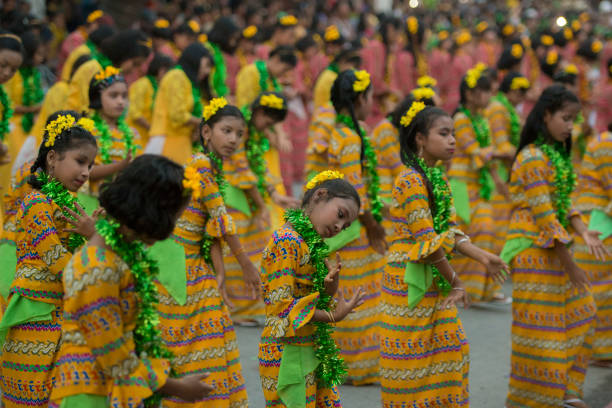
[19,30,40,67]
[302,177,361,209]
[100,29,151,67]
[515,85,579,158]
[88,24,116,48]
[146,53,173,77]
[177,42,214,98]
[399,105,450,214]
[208,16,240,54]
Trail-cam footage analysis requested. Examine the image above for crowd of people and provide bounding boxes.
[0,0,611,407]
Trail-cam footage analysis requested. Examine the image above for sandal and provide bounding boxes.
[486,292,512,305]
[563,398,588,408]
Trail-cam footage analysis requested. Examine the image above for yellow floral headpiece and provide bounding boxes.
[400,101,426,128]
[592,40,603,54]
[155,19,170,29]
[541,34,554,46]
[279,15,298,26]
[563,27,573,40]
[521,36,531,49]
[406,16,418,35]
[417,76,437,88]
[139,39,152,49]
[510,77,530,91]
[44,115,95,148]
[86,10,104,24]
[305,170,344,191]
[572,20,581,32]
[411,87,435,101]
[438,30,449,41]
[324,25,341,42]
[260,94,284,110]
[545,49,558,65]
[94,66,122,83]
[183,166,202,199]
[203,97,228,121]
[243,25,257,39]
[579,12,590,23]
[353,70,371,93]
[198,33,208,43]
[511,43,523,59]
[465,63,487,88]
[455,30,472,46]
[476,21,488,33]
[564,64,578,75]
[502,24,515,37]
[188,20,201,34]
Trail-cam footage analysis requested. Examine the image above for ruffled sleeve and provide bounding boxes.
[235,64,261,108]
[486,101,514,156]
[127,77,153,126]
[261,229,319,339]
[4,71,23,107]
[225,139,257,190]
[166,69,193,128]
[453,113,494,170]
[67,59,102,111]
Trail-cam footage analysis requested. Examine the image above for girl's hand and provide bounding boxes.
[270,191,300,209]
[567,264,591,293]
[481,252,510,285]
[440,281,471,309]
[253,206,270,230]
[333,287,365,322]
[324,253,341,296]
[215,271,234,310]
[62,203,97,239]
[365,219,387,255]
[494,180,511,200]
[0,142,10,164]
[241,259,261,299]
[581,230,610,261]
[162,373,214,402]
[119,150,133,170]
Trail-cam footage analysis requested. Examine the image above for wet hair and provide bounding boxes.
[515,85,579,159]
[88,25,115,48]
[499,71,528,94]
[399,106,450,214]
[19,30,40,67]
[70,54,92,79]
[99,155,189,241]
[88,71,126,110]
[390,95,435,129]
[0,30,24,55]
[100,29,151,67]
[29,110,98,188]
[208,16,240,54]
[497,44,523,71]
[458,70,492,109]
[177,42,214,88]
[146,53,173,77]
[269,46,297,67]
[252,91,288,123]
[302,178,361,209]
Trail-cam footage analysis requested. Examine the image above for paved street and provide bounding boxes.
[235,282,612,407]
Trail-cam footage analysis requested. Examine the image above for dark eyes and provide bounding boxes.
[338,210,344,219]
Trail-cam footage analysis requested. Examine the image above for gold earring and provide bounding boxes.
[418,145,423,157]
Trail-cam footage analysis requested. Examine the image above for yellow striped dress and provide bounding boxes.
[573,131,612,361]
[258,225,342,407]
[380,166,470,407]
[328,123,385,385]
[448,111,499,301]
[157,153,248,407]
[305,103,335,180]
[505,145,596,408]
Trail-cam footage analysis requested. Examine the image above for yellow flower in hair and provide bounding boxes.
[305,170,344,191]
[541,34,554,46]
[411,87,435,101]
[155,19,170,29]
[243,25,257,39]
[592,40,603,54]
[564,64,578,74]
[400,101,426,128]
[438,30,449,41]
[476,21,488,33]
[522,36,531,49]
[260,94,284,110]
[76,117,95,134]
[572,20,581,32]
[353,70,371,93]
[280,15,298,26]
[502,24,515,37]
[546,50,558,65]
[324,25,341,42]
[139,39,153,49]
[87,10,104,24]
[94,66,121,82]
[511,43,523,59]
[183,166,202,199]
[406,16,418,35]
[45,114,77,147]
[563,27,573,40]
[579,12,589,23]
[198,33,208,44]
[455,30,472,46]
[188,20,201,34]
[510,77,530,91]
[203,97,228,121]
[417,75,437,88]
[465,65,485,89]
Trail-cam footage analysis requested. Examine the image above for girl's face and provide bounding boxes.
[240,38,255,54]
[355,88,373,121]
[174,33,193,51]
[202,115,245,158]
[198,56,212,81]
[0,49,22,84]
[506,89,526,106]
[467,87,492,110]
[101,81,128,120]
[416,115,456,163]
[47,144,98,192]
[252,109,277,131]
[32,44,45,66]
[307,192,359,238]
[121,56,147,77]
[544,102,580,143]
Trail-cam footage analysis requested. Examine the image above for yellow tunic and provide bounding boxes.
[0,89,13,218]
[505,145,596,408]
[30,81,70,147]
[60,43,90,83]
[4,71,29,178]
[312,68,337,110]
[573,131,612,361]
[305,103,335,180]
[380,167,469,407]
[50,246,171,407]
[126,76,155,144]
[1,161,32,244]
[67,59,102,112]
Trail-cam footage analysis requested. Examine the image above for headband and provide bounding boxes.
[305,170,344,191]
[45,115,95,147]
[400,101,426,128]
[203,97,228,121]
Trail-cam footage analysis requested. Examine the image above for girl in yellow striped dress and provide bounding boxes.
[449,63,508,303]
[573,129,612,367]
[259,171,365,408]
[380,102,507,408]
[154,98,255,407]
[326,69,387,385]
[503,85,605,408]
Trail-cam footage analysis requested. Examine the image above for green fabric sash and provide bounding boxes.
[60,394,108,408]
[0,295,55,346]
[324,220,361,253]
[224,184,252,217]
[500,237,534,265]
[589,209,612,241]
[449,178,470,224]
[0,242,17,299]
[150,238,187,305]
[77,192,99,216]
[404,261,432,309]
[277,344,320,408]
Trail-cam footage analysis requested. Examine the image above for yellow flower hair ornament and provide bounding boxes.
[280,15,298,26]
[455,30,472,46]
[465,64,486,88]
[155,19,170,29]
[510,77,530,91]
[243,25,257,39]
[94,66,121,83]
[87,10,104,24]
[188,20,201,34]
[183,166,202,199]
[417,75,437,88]
[305,170,344,191]
[541,34,554,46]
[198,33,208,44]
[564,64,578,75]
[476,21,488,33]
[400,101,426,128]
[44,115,95,147]
[502,24,515,37]
[438,30,449,41]
[324,25,341,42]
[411,87,435,101]
[563,27,573,40]
[592,40,603,54]
[511,43,523,59]
[406,16,418,35]
[203,97,228,121]
[76,117,96,134]
[353,70,371,93]
[545,50,558,65]
[260,94,284,110]
[572,20,581,32]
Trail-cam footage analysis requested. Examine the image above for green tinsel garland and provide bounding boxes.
[336,113,383,222]
[242,106,270,198]
[92,112,137,164]
[459,106,492,201]
[493,92,521,147]
[535,135,576,229]
[416,157,452,296]
[208,42,229,97]
[327,63,339,74]
[284,208,347,387]
[255,60,281,92]
[85,40,112,68]
[20,67,44,133]
[200,150,228,265]
[95,216,174,408]
[0,84,14,142]
[37,172,86,252]
[146,75,159,102]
